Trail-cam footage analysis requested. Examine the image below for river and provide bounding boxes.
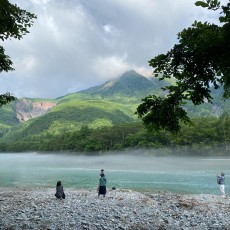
[0,152,229,194]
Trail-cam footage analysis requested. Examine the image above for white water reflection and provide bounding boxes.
[0,152,229,194]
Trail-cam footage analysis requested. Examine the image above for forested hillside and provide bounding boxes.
[0,70,229,153]
[0,70,168,139]
[1,116,230,155]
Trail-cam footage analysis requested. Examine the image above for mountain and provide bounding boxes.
[0,70,167,140]
[0,70,229,144]
[73,70,168,102]
[80,70,159,95]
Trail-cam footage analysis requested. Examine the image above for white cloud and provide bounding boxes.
[93,55,129,79]
[103,24,111,34]
[0,0,212,99]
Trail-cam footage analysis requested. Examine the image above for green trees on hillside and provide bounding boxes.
[0,0,36,107]
[137,0,230,133]
[1,118,230,155]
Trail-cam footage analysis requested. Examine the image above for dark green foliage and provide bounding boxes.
[0,0,36,42]
[137,0,230,133]
[0,46,13,72]
[136,95,190,133]
[0,93,16,109]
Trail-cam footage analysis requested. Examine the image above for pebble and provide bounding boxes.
[0,188,230,229]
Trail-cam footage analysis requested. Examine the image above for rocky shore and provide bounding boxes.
[0,187,230,230]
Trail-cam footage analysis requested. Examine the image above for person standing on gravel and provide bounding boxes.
[101,169,106,183]
[217,172,225,197]
[98,173,106,198]
[55,181,66,200]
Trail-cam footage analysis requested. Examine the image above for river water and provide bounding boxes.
[0,152,229,194]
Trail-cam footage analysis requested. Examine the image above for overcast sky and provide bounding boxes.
[0,0,217,99]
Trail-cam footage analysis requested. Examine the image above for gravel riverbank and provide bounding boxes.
[0,187,230,230]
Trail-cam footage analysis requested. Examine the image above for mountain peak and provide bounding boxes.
[119,70,140,78]
[116,70,151,89]
[80,70,154,97]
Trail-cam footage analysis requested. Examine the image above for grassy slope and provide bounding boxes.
[1,98,136,141]
[1,71,230,143]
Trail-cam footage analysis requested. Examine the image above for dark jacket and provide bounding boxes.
[55,185,65,199]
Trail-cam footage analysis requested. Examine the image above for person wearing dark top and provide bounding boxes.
[98,173,106,197]
[55,181,65,199]
[100,169,106,183]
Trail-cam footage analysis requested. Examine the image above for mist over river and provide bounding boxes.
[0,152,229,194]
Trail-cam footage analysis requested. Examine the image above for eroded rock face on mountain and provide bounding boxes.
[15,98,56,122]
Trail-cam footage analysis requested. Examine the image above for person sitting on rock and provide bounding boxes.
[55,181,65,200]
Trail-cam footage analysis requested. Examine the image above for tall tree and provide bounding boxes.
[0,0,36,107]
[136,0,230,133]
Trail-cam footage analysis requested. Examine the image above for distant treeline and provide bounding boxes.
[0,114,230,155]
